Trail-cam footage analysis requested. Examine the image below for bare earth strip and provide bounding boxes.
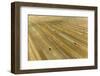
[28,15,88,61]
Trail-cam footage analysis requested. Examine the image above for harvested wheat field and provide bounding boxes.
[28,15,88,61]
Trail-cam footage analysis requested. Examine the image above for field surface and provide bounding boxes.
[28,15,88,61]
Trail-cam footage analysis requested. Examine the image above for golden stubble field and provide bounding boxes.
[28,15,88,61]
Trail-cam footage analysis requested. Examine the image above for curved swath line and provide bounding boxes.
[28,33,42,60]
[29,24,48,60]
[28,36,37,60]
